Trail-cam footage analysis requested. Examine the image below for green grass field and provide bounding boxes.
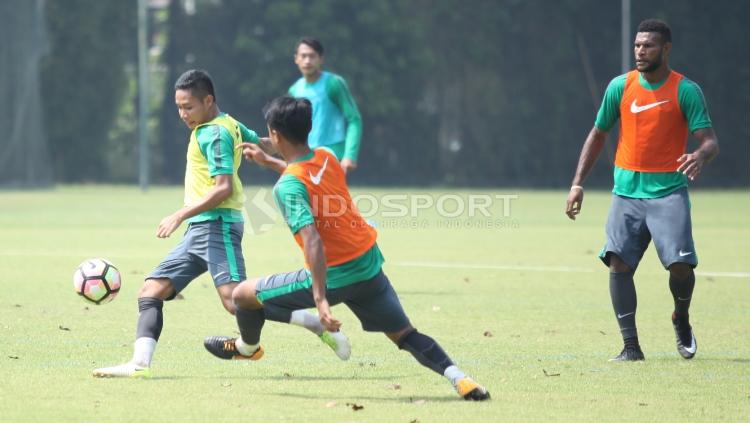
[1,186,748,422]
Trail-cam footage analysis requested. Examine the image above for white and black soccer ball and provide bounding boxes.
[73,258,122,304]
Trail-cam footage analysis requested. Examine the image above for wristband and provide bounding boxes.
[570,185,583,191]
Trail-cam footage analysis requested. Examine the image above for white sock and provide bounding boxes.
[235,338,259,356]
[444,365,466,386]
[289,309,324,335]
[131,337,157,367]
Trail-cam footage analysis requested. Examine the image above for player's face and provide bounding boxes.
[175,89,213,129]
[294,43,323,78]
[634,32,670,73]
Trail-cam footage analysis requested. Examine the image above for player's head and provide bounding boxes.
[634,19,672,73]
[294,37,324,79]
[264,95,312,149]
[174,69,217,129]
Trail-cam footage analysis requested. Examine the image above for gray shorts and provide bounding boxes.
[599,187,697,270]
[147,219,246,299]
[255,269,411,333]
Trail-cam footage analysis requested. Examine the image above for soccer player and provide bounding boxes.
[288,37,362,174]
[93,70,340,378]
[565,20,719,361]
[203,96,490,401]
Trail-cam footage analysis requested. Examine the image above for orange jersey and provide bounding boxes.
[284,148,377,266]
[615,70,689,172]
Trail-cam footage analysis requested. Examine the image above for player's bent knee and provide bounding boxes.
[232,279,262,310]
[608,254,633,274]
[386,325,415,345]
[668,263,693,280]
[139,278,175,300]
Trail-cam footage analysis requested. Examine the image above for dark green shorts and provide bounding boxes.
[256,269,411,333]
[147,219,245,299]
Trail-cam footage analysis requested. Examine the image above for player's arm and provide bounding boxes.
[677,128,719,180]
[157,174,232,238]
[676,79,720,180]
[237,142,287,174]
[566,75,624,220]
[327,75,362,173]
[298,224,340,332]
[566,128,608,220]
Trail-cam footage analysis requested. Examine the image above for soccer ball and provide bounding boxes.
[73,258,122,304]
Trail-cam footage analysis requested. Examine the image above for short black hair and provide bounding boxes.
[295,37,324,56]
[174,69,215,100]
[637,19,671,43]
[264,95,312,145]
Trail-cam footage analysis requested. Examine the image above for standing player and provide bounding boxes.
[203,96,490,401]
[565,20,719,361]
[289,37,362,174]
[93,70,339,378]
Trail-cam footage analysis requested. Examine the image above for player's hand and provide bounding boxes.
[340,159,357,174]
[237,142,271,166]
[316,299,342,332]
[677,151,706,181]
[565,187,584,220]
[157,210,185,238]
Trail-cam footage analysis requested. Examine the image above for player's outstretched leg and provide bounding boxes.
[669,265,697,359]
[394,328,490,401]
[93,297,163,378]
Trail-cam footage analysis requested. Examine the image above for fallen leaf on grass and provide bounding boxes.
[598,330,606,335]
[463,277,470,283]
[283,372,292,378]
[412,399,426,405]
[325,401,338,408]
[346,402,364,411]
[14,304,22,308]
[411,420,420,423]
[638,403,648,406]
[8,356,19,359]
[58,325,70,331]
[543,369,560,377]
[387,384,401,390]
[483,331,493,337]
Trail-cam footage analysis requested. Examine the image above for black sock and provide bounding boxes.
[397,330,454,375]
[136,297,164,341]
[236,307,265,345]
[669,272,695,316]
[609,272,638,342]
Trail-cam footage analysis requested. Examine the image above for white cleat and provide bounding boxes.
[93,362,151,378]
[319,330,351,361]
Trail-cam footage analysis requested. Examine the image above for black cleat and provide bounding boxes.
[204,336,264,360]
[609,345,645,362]
[672,313,697,359]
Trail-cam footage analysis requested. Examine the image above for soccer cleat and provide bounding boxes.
[319,330,351,361]
[609,345,645,362]
[203,336,264,361]
[92,362,151,378]
[672,313,697,359]
[455,377,491,401]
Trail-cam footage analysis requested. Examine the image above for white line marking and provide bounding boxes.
[391,261,750,279]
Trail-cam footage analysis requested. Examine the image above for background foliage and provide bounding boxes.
[33,0,749,187]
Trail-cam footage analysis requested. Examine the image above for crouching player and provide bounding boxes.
[203,95,490,401]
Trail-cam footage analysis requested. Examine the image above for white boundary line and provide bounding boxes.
[391,261,750,279]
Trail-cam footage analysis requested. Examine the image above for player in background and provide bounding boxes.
[93,70,343,378]
[289,37,362,174]
[203,96,490,401]
[565,20,719,361]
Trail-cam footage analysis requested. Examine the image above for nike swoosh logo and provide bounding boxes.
[678,250,693,257]
[617,312,635,319]
[630,99,669,114]
[309,157,329,185]
[685,334,697,354]
[677,296,691,301]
